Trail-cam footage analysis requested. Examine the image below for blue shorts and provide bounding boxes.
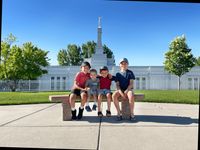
[98,89,111,95]
[89,89,98,95]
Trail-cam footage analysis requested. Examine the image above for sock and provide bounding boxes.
[80,106,84,109]
[71,107,76,111]
[93,101,97,106]
[86,102,89,106]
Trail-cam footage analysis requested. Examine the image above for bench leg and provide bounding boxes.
[121,100,131,119]
[62,98,72,121]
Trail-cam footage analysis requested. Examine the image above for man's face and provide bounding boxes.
[120,61,128,70]
[100,70,109,78]
[81,65,90,73]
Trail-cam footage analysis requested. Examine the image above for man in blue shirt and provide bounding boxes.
[112,58,136,121]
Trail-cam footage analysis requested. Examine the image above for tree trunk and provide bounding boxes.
[178,76,181,91]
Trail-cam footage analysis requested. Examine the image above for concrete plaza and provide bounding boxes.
[0,102,198,150]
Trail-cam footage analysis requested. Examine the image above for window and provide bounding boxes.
[51,77,55,90]
[194,78,198,90]
[57,77,60,90]
[142,77,146,89]
[62,77,66,90]
[136,77,140,89]
[188,78,192,90]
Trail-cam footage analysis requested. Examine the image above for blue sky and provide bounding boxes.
[2,0,200,66]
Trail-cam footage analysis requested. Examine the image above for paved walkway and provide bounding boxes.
[0,102,198,150]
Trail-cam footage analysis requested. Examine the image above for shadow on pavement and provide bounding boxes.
[77,115,198,125]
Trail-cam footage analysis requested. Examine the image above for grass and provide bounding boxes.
[136,90,199,104]
[0,90,199,105]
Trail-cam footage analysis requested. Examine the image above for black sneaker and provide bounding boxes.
[77,107,84,120]
[116,115,122,121]
[92,104,97,111]
[85,105,92,112]
[71,109,77,120]
[130,115,136,121]
[106,110,111,117]
[98,111,103,117]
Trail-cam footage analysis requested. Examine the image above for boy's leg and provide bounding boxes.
[97,94,102,112]
[86,91,91,106]
[92,94,98,110]
[112,91,122,116]
[127,90,135,116]
[106,93,112,111]
[85,91,92,112]
[69,93,76,109]
[69,90,79,120]
[77,91,88,120]
[80,92,88,108]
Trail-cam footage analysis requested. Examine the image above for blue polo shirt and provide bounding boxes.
[115,69,135,91]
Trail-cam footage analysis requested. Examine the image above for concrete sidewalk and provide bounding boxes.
[0,102,198,150]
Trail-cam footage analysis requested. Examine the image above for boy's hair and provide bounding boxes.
[100,66,108,73]
[90,68,97,74]
[81,61,91,69]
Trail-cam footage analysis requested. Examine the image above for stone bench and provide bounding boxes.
[49,93,145,121]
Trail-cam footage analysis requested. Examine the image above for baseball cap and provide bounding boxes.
[119,58,129,64]
[100,66,108,72]
[81,61,91,68]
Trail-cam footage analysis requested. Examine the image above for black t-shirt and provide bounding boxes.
[115,69,135,91]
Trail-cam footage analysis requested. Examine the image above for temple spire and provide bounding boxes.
[98,17,101,28]
[96,17,103,54]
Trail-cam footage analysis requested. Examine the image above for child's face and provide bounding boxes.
[90,72,97,79]
[100,70,109,78]
[120,61,128,70]
[81,65,90,73]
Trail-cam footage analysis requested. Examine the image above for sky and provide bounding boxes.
[2,0,200,66]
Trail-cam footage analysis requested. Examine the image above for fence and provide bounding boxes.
[0,77,199,92]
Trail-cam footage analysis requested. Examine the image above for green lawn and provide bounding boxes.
[0,90,199,105]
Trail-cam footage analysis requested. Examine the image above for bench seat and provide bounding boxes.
[49,93,145,121]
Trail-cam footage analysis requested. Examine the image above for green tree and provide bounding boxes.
[57,49,70,66]
[195,56,200,66]
[82,41,96,58]
[0,34,50,91]
[21,42,49,80]
[67,44,83,65]
[58,41,115,66]
[164,35,196,90]
[103,44,114,58]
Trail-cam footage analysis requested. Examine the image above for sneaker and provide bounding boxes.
[130,115,136,121]
[71,109,77,120]
[77,107,84,120]
[116,115,122,121]
[85,105,92,112]
[98,111,103,117]
[106,110,111,117]
[92,104,97,111]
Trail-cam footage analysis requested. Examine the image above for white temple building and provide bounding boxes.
[1,18,199,91]
[36,17,199,91]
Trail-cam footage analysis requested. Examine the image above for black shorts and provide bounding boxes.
[71,89,87,96]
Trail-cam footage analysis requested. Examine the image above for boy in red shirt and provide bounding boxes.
[97,66,116,117]
[69,61,91,120]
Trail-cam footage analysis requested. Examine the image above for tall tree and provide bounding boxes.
[81,41,96,58]
[164,35,196,90]
[21,42,49,80]
[0,34,50,91]
[57,49,70,66]
[195,56,200,66]
[67,44,83,65]
[103,44,114,58]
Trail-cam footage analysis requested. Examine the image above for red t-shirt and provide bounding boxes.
[75,72,90,88]
[99,76,112,90]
